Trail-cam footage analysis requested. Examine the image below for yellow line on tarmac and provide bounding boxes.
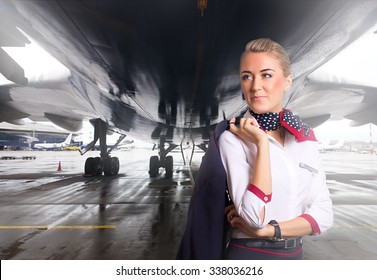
[0,225,116,230]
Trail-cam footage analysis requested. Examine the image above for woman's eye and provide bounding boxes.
[263,73,272,78]
[241,75,252,80]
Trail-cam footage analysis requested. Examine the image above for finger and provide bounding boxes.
[228,117,236,125]
[249,118,266,132]
[242,118,258,129]
[226,210,233,223]
[229,118,240,134]
[230,218,241,227]
[228,117,235,128]
[249,118,258,126]
[226,208,234,222]
[239,118,246,128]
[226,208,238,223]
[230,217,245,228]
[224,204,235,214]
[242,118,257,131]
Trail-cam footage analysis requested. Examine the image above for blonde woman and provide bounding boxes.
[220,38,333,259]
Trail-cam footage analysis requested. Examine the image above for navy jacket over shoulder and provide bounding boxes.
[176,120,230,260]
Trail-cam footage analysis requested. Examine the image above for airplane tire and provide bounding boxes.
[113,157,120,174]
[93,157,103,176]
[149,156,159,178]
[104,157,120,176]
[84,157,95,175]
[85,157,103,176]
[165,155,173,179]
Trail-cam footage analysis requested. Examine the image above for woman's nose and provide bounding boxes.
[252,78,262,93]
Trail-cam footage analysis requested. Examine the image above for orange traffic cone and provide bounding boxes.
[57,161,62,171]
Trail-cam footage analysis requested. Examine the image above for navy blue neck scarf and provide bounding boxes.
[249,109,317,142]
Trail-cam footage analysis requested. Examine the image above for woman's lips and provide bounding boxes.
[252,96,266,100]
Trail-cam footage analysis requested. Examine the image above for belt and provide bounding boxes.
[231,237,303,250]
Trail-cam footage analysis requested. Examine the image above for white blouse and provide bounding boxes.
[219,111,333,238]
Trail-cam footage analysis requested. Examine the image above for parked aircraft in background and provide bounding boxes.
[34,133,72,151]
[319,140,346,152]
[80,137,135,151]
[116,138,135,151]
[1,1,377,176]
[0,120,74,149]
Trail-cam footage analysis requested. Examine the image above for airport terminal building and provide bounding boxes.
[0,122,76,150]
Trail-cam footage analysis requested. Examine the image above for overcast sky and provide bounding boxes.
[314,120,376,143]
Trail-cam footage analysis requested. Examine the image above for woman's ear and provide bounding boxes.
[285,75,292,92]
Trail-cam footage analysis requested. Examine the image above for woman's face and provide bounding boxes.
[240,52,292,114]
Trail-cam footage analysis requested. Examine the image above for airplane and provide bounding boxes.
[79,136,135,151]
[1,0,377,177]
[0,120,76,149]
[33,133,72,151]
[319,139,346,152]
[116,139,135,151]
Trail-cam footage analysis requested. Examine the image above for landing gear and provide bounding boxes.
[149,155,159,177]
[149,154,174,178]
[81,119,124,176]
[84,156,120,176]
[149,137,177,179]
[103,157,120,176]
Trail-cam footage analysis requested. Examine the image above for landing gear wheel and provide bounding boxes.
[104,157,120,176]
[84,157,95,175]
[84,157,103,176]
[165,155,173,179]
[93,157,102,175]
[149,155,160,178]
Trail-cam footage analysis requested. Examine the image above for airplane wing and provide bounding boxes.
[1,0,377,176]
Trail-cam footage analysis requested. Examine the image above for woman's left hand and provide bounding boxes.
[225,204,267,238]
[225,204,238,224]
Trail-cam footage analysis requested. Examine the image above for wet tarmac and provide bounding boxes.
[0,149,376,260]
[303,152,377,260]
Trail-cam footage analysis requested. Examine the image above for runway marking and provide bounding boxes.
[0,225,116,230]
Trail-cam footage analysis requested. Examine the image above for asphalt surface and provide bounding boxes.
[0,149,376,260]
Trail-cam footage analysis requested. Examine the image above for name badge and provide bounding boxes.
[299,162,318,174]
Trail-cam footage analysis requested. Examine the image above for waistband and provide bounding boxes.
[230,237,303,250]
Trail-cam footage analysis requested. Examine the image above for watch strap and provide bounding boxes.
[268,220,282,240]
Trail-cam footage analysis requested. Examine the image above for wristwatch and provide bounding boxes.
[268,220,282,240]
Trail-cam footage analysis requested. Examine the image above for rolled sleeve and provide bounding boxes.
[219,131,267,228]
[300,213,321,235]
[247,183,272,203]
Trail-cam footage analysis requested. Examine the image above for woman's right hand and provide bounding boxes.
[229,117,268,146]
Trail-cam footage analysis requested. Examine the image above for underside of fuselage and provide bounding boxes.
[1,0,377,177]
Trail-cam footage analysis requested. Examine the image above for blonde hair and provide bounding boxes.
[242,38,291,77]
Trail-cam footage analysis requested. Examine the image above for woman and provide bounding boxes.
[219,38,333,259]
